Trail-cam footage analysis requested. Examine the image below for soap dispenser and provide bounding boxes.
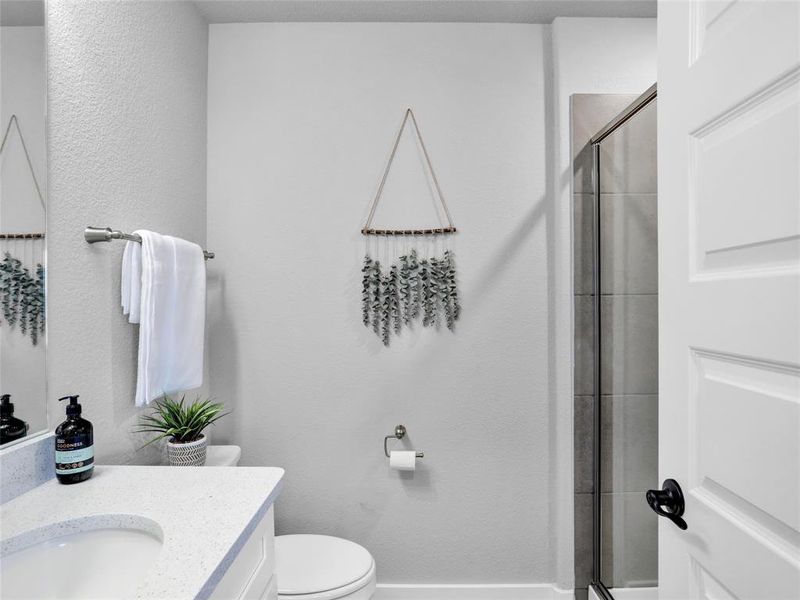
[55,395,94,484]
[0,394,29,445]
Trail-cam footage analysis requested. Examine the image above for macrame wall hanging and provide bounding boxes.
[361,108,460,346]
[0,115,47,345]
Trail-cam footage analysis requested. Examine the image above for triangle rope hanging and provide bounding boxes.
[361,108,457,236]
[0,115,45,211]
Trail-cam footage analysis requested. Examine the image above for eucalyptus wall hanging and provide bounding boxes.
[0,251,45,345]
[361,108,461,346]
[0,116,47,346]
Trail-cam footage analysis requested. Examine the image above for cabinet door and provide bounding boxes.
[260,575,277,600]
[210,506,276,600]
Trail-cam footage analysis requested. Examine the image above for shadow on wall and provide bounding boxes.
[467,196,548,316]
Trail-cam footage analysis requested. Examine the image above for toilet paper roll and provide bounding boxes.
[389,450,416,471]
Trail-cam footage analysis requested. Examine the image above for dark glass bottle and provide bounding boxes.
[54,395,94,484]
[0,394,28,445]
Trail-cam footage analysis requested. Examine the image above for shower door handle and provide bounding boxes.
[646,478,688,530]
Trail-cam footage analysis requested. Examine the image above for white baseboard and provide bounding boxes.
[374,584,574,600]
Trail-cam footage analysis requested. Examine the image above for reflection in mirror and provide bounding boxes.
[0,0,47,446]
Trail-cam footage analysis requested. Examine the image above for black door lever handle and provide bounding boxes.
[646,478,688,530]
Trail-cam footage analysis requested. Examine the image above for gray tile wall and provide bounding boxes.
[600,294,658,395]
[571,94,658,595]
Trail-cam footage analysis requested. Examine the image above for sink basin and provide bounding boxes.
[1,517,163,599]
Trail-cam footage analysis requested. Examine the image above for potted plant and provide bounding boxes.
[136,394,228,466]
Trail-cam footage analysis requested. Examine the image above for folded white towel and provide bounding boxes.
[122,230,205,407]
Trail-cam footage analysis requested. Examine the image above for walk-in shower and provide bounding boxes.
[572,84,658,600]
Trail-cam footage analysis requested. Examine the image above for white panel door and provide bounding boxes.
[657,1,800,599]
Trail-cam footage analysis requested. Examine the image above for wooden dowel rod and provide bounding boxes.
[0,233,45,240]
[361,227,457,236]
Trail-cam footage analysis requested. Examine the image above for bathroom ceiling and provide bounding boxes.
[193,0,656,24]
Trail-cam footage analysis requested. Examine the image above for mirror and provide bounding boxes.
[0,0,47,446]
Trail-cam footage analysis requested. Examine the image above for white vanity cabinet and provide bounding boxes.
[0,466,285,600]
[209,506,278,600]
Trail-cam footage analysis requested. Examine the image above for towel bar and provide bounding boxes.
[85,226,214,260]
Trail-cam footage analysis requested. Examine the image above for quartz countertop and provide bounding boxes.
[0,465,284,600]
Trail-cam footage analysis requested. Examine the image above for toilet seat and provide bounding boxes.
[275,535,376,600]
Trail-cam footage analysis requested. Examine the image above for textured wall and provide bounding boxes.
[207,23,551,583]
[46,1,208,463]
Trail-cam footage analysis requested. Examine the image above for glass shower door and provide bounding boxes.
[593,92,658,598]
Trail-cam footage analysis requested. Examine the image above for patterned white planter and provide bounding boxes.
[166,435,207,466]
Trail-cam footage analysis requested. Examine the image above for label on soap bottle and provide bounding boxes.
[55,435,94,475]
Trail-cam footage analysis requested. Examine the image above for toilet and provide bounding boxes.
[206,446,377,599]
[205,445,242,467]
[274,535,376,600]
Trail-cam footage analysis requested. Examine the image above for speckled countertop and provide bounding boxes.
[0,465,284,600]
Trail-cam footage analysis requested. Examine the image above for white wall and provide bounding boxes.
[46,1,208,463]
[208,23,552,583]
[1,26,45,232]
[549,17,657,589]
[0,25,47,436]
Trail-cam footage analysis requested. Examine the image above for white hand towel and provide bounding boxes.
[121,240,142,323]
[134,230,205,407]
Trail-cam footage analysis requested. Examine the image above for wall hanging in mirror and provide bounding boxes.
[0,116,46,345]
[361,108,460,346]
[0,248,45,345]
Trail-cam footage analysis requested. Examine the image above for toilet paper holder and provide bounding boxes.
[383,424,424,459]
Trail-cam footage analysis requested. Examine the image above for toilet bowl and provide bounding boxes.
[206,446,376,599]
[275,535,376,600]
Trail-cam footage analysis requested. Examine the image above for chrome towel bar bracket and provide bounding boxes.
[383,424,424,459]
[85,226,214,260]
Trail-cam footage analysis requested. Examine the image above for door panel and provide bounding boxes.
[691,77,799,274]
[691,351,799,532]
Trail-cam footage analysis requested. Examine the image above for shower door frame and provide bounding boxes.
[587,83,657,600]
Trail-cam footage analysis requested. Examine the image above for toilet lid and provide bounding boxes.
[275,535,374,595]
[204,445,241,466]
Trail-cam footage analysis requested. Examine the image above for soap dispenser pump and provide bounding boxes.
[0,394,29,445]
[55,395,94,484]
